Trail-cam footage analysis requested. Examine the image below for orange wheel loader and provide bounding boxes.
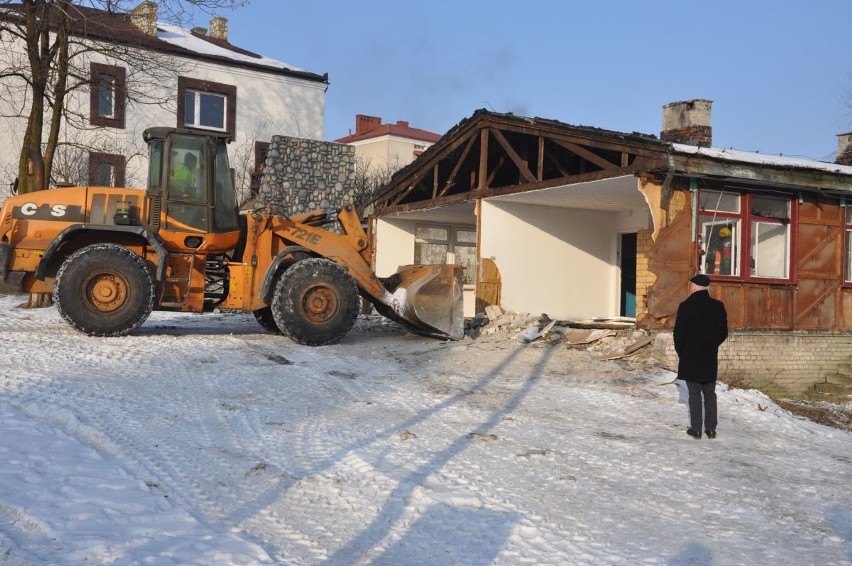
[0,127,463,345]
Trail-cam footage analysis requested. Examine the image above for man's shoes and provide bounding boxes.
[686,428,702,439]
[706,430,716,439]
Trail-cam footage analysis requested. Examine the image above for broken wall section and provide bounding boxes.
[258,136,357,216]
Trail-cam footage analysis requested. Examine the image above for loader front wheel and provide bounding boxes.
[54,243,155,336]
[271,258,359,346]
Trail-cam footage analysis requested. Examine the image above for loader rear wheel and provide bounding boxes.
[54,243,155,337]
[271,258,359,346]
[253,307,282,334]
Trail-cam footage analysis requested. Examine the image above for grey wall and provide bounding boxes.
[258,135,357,216]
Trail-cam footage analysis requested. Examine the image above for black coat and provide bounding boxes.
[673,290,728,383]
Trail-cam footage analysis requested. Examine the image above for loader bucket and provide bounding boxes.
[374,264,465,340]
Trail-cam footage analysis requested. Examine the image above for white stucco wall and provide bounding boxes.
[351,135,433,171]
[615,206,652,233]
[374,216,416,277]
[374,214,478,317]
[0,32,325,198]
[480,200,619,320]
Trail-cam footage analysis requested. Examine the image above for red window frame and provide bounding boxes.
[696,189,797,284]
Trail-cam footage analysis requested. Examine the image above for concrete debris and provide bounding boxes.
[484,304,504,320]
[516,320,556,343]
[593,335,656,360]
[562,329,617,345]
[355,310,649,360]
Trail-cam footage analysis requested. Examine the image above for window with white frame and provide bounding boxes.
[177,77,236,137]
[697,189,793,282]
[414,224,476,284]
[185,89,226,130]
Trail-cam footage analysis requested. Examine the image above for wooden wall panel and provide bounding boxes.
[841,290,852,331]
[714,284,745,329]
[796,200,843,331]
[639,189,852,334]
[743,285,794,329]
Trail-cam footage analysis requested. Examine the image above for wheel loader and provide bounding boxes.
[0,127,463,345]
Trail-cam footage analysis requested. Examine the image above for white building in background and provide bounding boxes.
[0,1,327,197]
[335,114,441,171]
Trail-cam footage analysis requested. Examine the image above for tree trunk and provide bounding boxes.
[17,1,51,194]
[42,1,70,183]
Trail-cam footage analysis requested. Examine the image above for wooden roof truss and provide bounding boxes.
[374,117,668,213]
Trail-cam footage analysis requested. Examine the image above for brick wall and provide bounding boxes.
[653,331,852,398]
[660,125,712,146]
[635,228,655,319]
[257,135,357,216]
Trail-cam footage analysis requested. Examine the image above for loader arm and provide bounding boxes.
[270,205,387,301]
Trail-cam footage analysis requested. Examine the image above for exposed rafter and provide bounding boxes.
[373,110,668,214]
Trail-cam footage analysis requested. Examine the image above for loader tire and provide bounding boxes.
[54,243,155,337]
[271,258,359,346]
[253,306,282,334]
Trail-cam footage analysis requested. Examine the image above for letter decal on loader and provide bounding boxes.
[13,203,84,221]
[291,227,321,245]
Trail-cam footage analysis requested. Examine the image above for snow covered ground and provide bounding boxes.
[0,293,850,565]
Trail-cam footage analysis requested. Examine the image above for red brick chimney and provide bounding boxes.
[836,133,852,165]
[661,99,712,146]
[396,120,409,128]
[356,115,382,135]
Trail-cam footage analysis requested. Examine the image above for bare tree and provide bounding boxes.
[49,124,147,186]
[350,155,401,215]
[0,0,247,194]
[227,119,289,206]
[0,0,245,307]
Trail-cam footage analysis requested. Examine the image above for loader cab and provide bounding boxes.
[143,127,239,243]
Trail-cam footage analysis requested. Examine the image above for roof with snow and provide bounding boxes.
[0,2,327,83]
[671,143,852,176]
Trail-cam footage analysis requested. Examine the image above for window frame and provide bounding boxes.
[177,77,237,137]
[414,222,477,286]
[89,63,126,129]
[88,151,126,187]
[696,188,797,284]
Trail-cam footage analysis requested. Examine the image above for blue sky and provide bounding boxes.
[220,1,852,161]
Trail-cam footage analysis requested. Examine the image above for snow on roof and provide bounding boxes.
[157,23,306,74]
[672,142,852,176]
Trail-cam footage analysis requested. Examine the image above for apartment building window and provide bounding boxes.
[90,63,125,128]
[177,77,236,137]
[414,224,476,284]
[697,189,794,282]
[88,152,126,187]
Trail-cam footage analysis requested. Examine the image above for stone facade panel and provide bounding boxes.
[258,135,357,217]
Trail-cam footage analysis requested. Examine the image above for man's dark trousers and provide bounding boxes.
[687,381,717,433]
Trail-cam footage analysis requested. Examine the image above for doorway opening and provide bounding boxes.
[620,233,637,317]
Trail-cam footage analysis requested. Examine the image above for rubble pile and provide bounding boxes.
[463,305,656,360]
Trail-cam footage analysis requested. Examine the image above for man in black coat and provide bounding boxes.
[673,274,728,439]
